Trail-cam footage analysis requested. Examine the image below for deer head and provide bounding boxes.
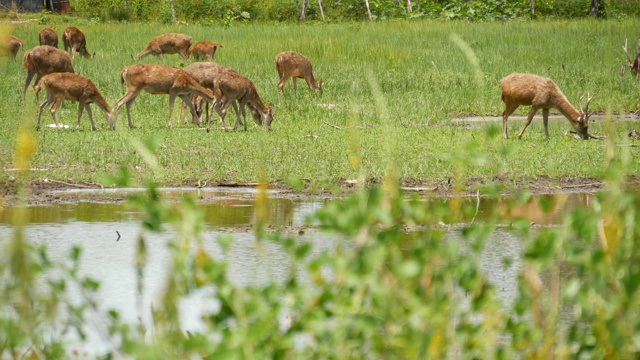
[576,93,599,140]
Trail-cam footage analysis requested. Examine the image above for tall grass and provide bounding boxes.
[1,18,639,190]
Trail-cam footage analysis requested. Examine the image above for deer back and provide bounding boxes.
[63,27,92,58]
[38,28,58,48]
[152,33,192,54]
[23,45,74,76]
[3,36,22,58]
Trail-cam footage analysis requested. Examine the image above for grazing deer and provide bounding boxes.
[213,71,274,131]
[134,33,192,60]
[188,40,224,62]
[38,27,58,48]
[34,72,113,131]
[500,73,596,140]
[275,51,322,94]
[623,38,640,79]
[182,62,261,129]
[2,36,23,60]
[21,45,75,104]
[114,64,215,129]
[62,27,94,59]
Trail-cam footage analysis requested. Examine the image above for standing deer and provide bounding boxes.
[134,33,192,60]
[114,64,215,129]
[62,27,95,59]
[213,71,274,131]
[2,36,23,60]
[275,51,322,94]
[38,27,58,48]
[188,40,224,62]
[623,38,640,79]
[21,45,75,104]
[500,73,596,140]
[34,72,113,131]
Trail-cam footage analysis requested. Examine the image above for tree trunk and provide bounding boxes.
[364,0,372,21]
[169,0,176,23]
[590,0,599,18]
[318,0,325,21]
[124,0,128,10]
[529,0,535,18]
[299,0,308,22]
[406,0,412,14]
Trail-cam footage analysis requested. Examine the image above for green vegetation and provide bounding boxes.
[1,19,639,192]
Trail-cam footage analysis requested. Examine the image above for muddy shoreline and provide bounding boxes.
[2,176,634,207]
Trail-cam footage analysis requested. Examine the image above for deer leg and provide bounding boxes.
[501,103,519,139]
[71,46,77,60]
[36,95,54,131]
[49,97,65,129]
[23,71,35,104]
[542,108,550,141]
[76,100,86,130]
[85,104,97,131]
[179,94,200,127]
[115,91,139,129]
[293,78,298,93]
[167,93,178,128]
[232,100,243,131]
[219,98,234,132]
[277,74,292,93]
[517,106,539,139]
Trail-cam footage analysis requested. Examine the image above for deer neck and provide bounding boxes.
[553,93,581,124]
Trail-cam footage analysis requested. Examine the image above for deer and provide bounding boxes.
[38,27,58,48]
[2,36,23,60]
[182,62,262,130]
[21,45,75,104]
[188,40,224,62]
[622,38,640,79]
[500,73,597,141]
[113,64,215,129]
[134,33,192,60]
[275,51,322,95]
[212,71,274,132]
[62,27,95,59]
[34,72,114,131]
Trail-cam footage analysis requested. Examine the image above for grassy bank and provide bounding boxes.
[1,18,639,192]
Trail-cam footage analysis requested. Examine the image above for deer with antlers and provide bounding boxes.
[62,27,95,59]
[212,71,274,132]
[38,27,58,48]
[2,36,23,60]
[188,40,224,62]
[34,72,113,131]
[275,51,322,94]
[114,64,215,129]
[623,38,640,79]
[134,33,192,60]
[21,45,75,104]
[500,73,597,140]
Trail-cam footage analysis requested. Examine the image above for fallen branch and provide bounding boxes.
[44,179,96,188]
[561,182,601,189]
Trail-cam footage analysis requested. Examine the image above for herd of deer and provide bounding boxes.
[1,28,639,140]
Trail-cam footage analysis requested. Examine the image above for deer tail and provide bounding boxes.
[120,68,127,85]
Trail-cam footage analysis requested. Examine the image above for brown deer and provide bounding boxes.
[62,27,95,59]
[2,36,23,60]
[623,38,640,79]
[134,33,192,60]
[275,51,322,94]
[182,62,261,130]
[114,64,215,129]
[21,45,75,104]
[188,40,224,62]
[500,73,597,140]
[38,27,58,48]
[212,71,274,131]
[34,72,113,131]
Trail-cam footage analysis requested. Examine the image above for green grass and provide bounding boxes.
[1,18,639,191]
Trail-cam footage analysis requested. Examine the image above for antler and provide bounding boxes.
[578,93,594,116]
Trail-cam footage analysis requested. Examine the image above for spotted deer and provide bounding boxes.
[114,64,215,129]
[21,45,75,104]
[188,40,224,62]
[2,36,23,60]
[38,27,58,48]
[623,38,640,79]
[34,72,113,131]
[212,71,274,131]
[134,33,192,60]
[62,27,94,59]
[275,51,322,94]
[500,73,597,140]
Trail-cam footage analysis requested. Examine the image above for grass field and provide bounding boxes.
[1,17,639,193]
